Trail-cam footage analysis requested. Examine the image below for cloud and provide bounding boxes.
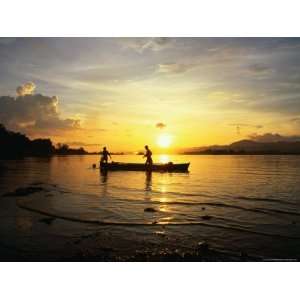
[156,122,166,129]
[71,64,156,84]
[291,117,300,123]
[16,82,36,96]
[0,83,81,134]
[65,141,102,147]
[244,64,274,78]
[229,123,263,129]
[247,64,272,74]
[158,63,195,74]
[248,133,300,143]
[121,37,172,53]
[248,96,300,115]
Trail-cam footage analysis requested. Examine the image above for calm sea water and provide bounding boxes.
[1,154,300,258]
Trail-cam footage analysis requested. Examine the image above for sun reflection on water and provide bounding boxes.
[158,216,174,224]
[159,204,170,212]
[158,154,170,164]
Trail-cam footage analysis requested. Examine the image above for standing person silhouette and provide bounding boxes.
[143,145,153,169]
[101,147,111,164]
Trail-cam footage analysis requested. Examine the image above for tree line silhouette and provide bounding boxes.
[0,124,87,158]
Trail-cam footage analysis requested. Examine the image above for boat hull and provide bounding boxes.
[100,162,190,172]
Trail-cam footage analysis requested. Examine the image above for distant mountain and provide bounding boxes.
[181,139,300,154]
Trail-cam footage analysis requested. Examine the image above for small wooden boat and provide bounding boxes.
[98,162,190,172]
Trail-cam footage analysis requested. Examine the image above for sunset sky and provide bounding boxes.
[1,37,300,152]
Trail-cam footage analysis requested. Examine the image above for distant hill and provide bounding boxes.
[181,139,300,154]
[0,123,54,158]
[0,124,88,158]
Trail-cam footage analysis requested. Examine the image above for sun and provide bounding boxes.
[157,133,172,148]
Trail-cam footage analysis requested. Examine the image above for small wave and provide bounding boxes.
[148,200,300,217]
[17,183,300,219]
[64,193,300,218]
[236,196,294,206]
[105,184,215,199]
[80,184,298,211]
[36,182,298,214]
[18,202,300,240]
[260,207,300,216]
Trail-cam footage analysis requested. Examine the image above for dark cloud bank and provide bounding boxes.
[0,82,80,135]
